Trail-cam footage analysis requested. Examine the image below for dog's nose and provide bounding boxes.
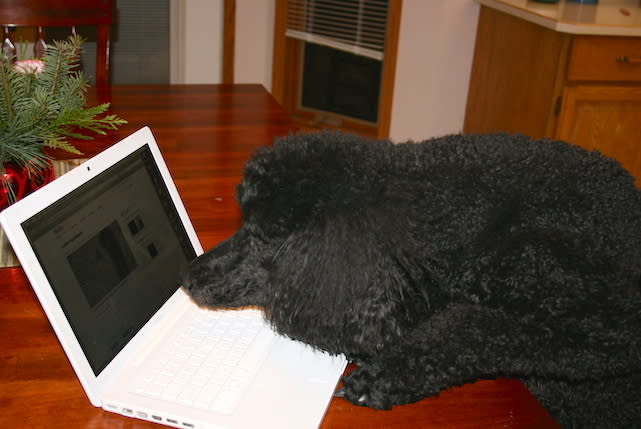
[178,263,193,290]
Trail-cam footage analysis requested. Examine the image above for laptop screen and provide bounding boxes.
[21,145,197,375]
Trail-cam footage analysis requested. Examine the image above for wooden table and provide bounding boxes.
[0,84,560,429]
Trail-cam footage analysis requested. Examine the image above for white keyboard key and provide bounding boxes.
[183,365,198,377]
[161,382,184,400]
[177,384,201,405]
[144,382,163,398]
[188,354,206,367]
[194,383,222,409]
[135,380,154,394]
[153,373,172,387]
[195,366,213,380]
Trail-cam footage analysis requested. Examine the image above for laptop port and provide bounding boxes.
[167,419,179,424]
[151,415,162,421]
[182,423,194,428]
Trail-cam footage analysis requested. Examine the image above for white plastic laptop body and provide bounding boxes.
[0,127,347,429]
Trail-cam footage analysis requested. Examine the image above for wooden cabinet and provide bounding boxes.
[464,6,641,185]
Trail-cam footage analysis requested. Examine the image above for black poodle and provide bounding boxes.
[181,131,641,428]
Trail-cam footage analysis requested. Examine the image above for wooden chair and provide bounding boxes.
[0,0,113,87]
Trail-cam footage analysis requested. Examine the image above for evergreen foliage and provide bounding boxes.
[0,35,126,202]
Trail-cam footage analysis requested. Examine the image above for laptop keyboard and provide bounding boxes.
[131,309,276,414]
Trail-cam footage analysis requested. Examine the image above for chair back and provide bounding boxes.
[0,0,113,87]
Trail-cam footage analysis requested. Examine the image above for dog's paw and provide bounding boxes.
[342,364,395,410]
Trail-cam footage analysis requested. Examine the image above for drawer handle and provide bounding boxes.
[616,56,641,64]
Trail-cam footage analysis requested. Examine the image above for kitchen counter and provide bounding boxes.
[476,0,641,35]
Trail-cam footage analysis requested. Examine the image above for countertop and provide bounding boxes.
[476,0,641,35]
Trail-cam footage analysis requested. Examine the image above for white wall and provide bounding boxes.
[389,0,479,141]
[173,0,480,141]
[234,0,275,89]
[170,0,223,84]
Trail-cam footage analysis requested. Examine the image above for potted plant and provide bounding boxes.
[0,35,126,265]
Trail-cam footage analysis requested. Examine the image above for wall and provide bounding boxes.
[234,0,275,89]
[170,0,223,84]
[389,0,480,141]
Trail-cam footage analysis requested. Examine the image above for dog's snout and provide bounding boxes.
[179,270,190,289]
[179,268,192,290]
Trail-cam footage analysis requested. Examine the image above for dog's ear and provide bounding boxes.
[264,202,431,355]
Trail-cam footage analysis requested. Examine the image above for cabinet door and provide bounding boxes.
[557,85,641,185]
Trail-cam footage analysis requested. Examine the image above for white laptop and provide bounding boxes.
[0,127,347,429]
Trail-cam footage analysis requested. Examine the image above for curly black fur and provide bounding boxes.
[182,131,641,428]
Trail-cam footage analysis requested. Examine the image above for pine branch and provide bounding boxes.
[0,58,18,130]
[0,35,126,169]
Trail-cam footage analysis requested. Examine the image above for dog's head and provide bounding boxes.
[181,131,430,356]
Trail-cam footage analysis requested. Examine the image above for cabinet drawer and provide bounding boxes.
[568,36,641,82]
